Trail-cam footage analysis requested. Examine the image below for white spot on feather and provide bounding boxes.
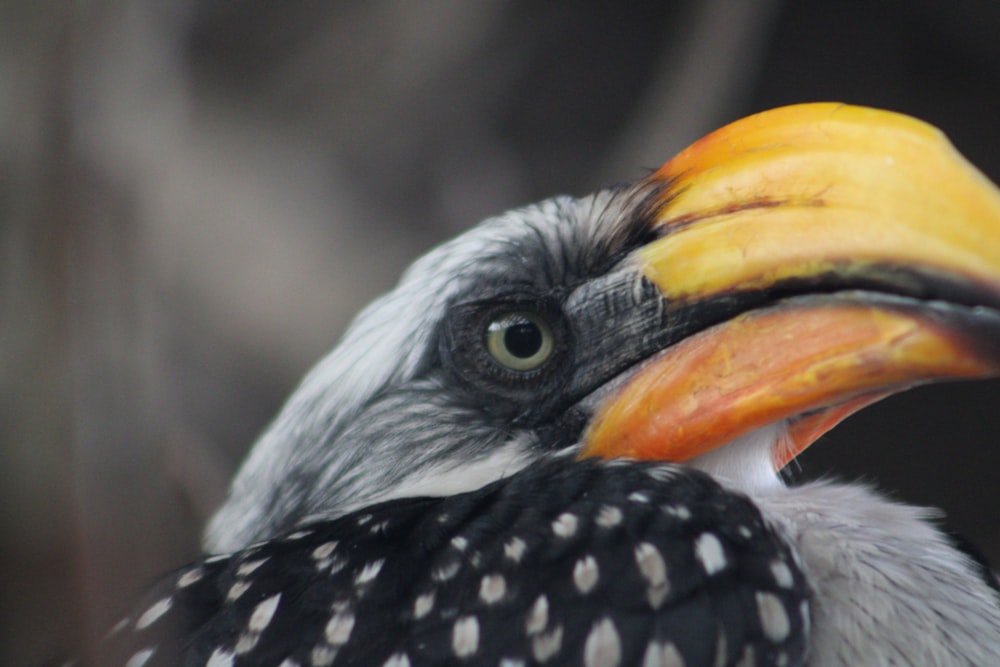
[236,594,281,654]
[635,542,670,608]
[595,505,624,528]
[770,560,794,589]
[596,505,622,528]
[135,597,172,630]
[663,505,692,520]
[124,648,155,667]
[237,558,268,576]
[249,593,281,631]
[526,595,549,634]
[635,542,667,587]
[695,533,727,575]
[206,648,235,667]
[532,624,563,662]
[227,581,251,601]
[355,558,385,585]
[312,542,338,560]
[645,465,677,483]
[584,618,622,667]
[177,568,203,588]
[327,555,348,575]
[383,653,411,667]
[235,633,258,655]
[414,591,435,618]
[452,615,480,657]
[756,592,790,642]
[325,611,355,645]
[433,558,461,582]
[106,617,130,637]
[552,513,578,538]
[715,631,728,667]
[642,640,686,667]
[310,645,337,666]
[574,555,599,594]
[504,537,527,562]
[479,574,507,604]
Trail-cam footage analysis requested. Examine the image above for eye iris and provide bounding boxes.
[486,311,555,371]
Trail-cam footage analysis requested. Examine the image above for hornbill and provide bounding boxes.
[95,104,1000,666]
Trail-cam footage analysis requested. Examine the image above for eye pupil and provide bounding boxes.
[505,321,542,358]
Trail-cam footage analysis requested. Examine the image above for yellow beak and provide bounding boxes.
[582,103,1000,469]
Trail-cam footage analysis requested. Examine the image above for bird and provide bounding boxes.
[90,103,1000,667]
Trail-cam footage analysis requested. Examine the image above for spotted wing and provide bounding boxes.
[97,459,809,667]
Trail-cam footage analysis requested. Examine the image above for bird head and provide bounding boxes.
[205,103,1000,553]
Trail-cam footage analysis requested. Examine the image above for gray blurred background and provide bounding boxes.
[3,1,1000,662]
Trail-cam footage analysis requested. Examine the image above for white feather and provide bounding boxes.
[689,421,786,495]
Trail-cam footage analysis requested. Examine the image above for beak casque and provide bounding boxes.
[582,103,1000,470]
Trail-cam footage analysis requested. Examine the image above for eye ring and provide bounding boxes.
[485,310,555,371]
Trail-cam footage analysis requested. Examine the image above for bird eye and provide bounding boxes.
[485,311,555,371]
[442,295,570,401]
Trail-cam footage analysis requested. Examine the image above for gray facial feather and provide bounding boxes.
[204,187,656,552]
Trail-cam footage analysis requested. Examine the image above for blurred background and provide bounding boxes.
[3,0,999,662]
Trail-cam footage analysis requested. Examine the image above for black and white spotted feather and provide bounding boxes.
[97,459,809,667]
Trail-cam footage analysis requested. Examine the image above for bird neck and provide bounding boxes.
[754,481,1000,666]
[690,422,788,495]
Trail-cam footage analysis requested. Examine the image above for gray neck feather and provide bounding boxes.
[755,481,1000,666]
